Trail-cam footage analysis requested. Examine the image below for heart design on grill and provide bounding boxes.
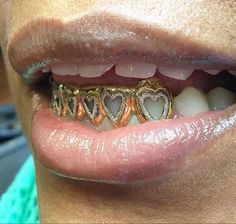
[136,88,172,122]
[66,96,77,117]
[82,96,100,120]
[101,89,127,124]
[80,89,105,125]
[51,77,173,126]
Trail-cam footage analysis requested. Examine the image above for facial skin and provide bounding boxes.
[0,0,236,223]
[0,55,11,104]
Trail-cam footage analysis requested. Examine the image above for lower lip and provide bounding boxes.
[32,99,236,183]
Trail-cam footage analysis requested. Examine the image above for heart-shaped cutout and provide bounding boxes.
[82,96,100,120]
[101,89,127,123]
[136,88,171,121]
[67,96,77,117]
[144,95,165,120]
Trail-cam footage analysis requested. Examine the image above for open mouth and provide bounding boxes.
[8,17,236,183]
[50,66,236,131]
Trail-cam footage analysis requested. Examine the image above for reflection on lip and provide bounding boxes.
[32,100,236,183]
[7,12,236,79]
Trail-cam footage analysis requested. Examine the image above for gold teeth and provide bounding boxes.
[51,77,173,127]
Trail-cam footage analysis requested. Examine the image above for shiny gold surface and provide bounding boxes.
[51,77,173,127]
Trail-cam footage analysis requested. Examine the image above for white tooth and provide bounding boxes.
[174,87,209,117]
[52,63,79,76]
[81,117,114,131]
[207,87,236,111]
[204,70,220,75]
[42,67,51,73]
[158,67,193,80]
[78,64,114,78]
[229,71,236,76]
[115,63,157,78]
[127,115,140,126]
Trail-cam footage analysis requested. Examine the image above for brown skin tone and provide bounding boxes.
[1,1,236,223]
[0,54,12,104]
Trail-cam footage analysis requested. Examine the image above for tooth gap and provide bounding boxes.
[55,95,59,109]
[52,92,62,116]
[55,96,59,107]
[68,97,76,116]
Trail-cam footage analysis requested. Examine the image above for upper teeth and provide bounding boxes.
[115,63,157,78]
[78,64,114,78]
[204,70,220,75]
[158,67,193,80]
[48,63,235,80]
[52,62,80,76]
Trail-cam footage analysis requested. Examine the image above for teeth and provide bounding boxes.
[207,87,236,111]
[158,67,193,80]
[127,115,140,126]
[78,64,114,78]
[42,67,51,73]
[51,62,231,80]
[115,63,157,78]
[52,63,114,77]
[229,71,236,76]
[52,62,79,76]
[52,74,236,130]
[174,87,209,117]
[81,117,114,131]
[204,70,220,75]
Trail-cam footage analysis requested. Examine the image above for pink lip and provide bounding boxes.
[32,100,236,183]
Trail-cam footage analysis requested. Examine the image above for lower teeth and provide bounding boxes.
[51,78,236,128]
[51,77,173,127]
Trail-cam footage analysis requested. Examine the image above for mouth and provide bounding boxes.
[7,15,236,183]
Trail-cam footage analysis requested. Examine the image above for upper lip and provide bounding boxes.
[7,12,236,79]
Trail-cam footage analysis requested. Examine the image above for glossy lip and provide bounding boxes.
[7,12,236,80]
[7,12,236,183]
[32,99,236,183]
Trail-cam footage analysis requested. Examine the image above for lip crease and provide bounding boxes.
[7,13,236,80]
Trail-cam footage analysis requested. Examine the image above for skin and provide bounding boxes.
[0,0,236,223]
[0,55,11,104]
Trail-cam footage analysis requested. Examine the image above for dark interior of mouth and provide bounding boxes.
[34,67,236,130]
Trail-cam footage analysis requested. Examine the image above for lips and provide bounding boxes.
[32,101,236,182]
[7,12,236,183]
[7,12,236,79]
